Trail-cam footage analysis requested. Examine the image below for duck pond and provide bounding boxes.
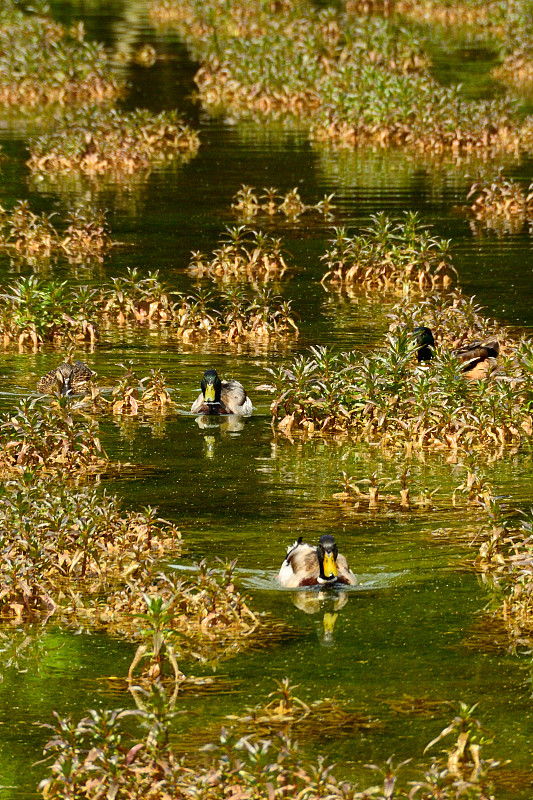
[3,0,533,797]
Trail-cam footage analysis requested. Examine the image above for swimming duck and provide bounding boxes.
[413,326,499,379]
[277,534,357,588]
[38,360,94,396]
[190,369,253,415]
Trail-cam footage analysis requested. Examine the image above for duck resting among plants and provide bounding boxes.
[278,534,357,588]
[413,326,499,380]
[190,368,253,415]
[38,360,94,396]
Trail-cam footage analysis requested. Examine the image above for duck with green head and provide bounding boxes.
[190,368,253,415]
[277,534,357,588]
[413,326,499,379]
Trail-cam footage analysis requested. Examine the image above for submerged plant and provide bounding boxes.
[0,397,107,475]
[38,691,500,799]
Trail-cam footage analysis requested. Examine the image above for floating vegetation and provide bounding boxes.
[0,398,107,476]
[395,0,499,27]
[150,0,533,155]
[28,108,199,175]
[175,286,299,343]
[0,201,112,259]
[232,184,335,221]
[333,469,440,511]
[467,176,533,234]
[0,270,299,350]
[0,2,121,107]
[385,693,452,717]
[76,561,262,666]
[321,212,456,294]
[188,225,291,282]
[81,363,176,415]
[0,472,179,620]
[101,268,174,325]
[38,691,500,799]
[0,277,99,348]
[269,291,533,453]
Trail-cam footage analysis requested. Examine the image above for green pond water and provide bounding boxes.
[2,0,533,796]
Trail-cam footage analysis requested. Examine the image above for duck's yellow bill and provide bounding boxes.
[204,384,216,402]
[322,551,338,579]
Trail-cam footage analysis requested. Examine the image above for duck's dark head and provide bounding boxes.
[201,369,222,404]
[413,326,435,362]
[316,534,339,584]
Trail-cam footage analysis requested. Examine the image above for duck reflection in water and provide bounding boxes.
[195,414,248,459]
[278,534,357,646]
[292,589,349,647]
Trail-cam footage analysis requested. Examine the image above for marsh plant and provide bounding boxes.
[0,1,120,107]
[175,285,299,343]
[0,271,299,350]
[150,0,533,155]
[321,212,456,294]
[475,500,533,645]
[38,693,500,799]
[467,177,533,235]
[269,291,530,453]
[232,184,335,221]
[0,201,112,260]
[0,397,107,475]
[0,471,180,620]
[188,225,292,281]
[101,268,174,325]
[0,276,98,348]
[28,107,199,175]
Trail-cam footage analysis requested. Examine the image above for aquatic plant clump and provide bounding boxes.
[270,292,533,452]
[0,473,180,620]
[232,184,335,221]
[175,286,299,343]
[475,503,533,645]
[0,3,121,107]
[151,0,533,154]
[0,201,112,259]
[101,562,261,665]
[27,108,200,175]
[188,225,291,281]
[38,696,500,799]
[0,277,98,348]
[321,212,456,293]
[311,67,522,152]
[467,176,533,234]
[152,0,428,115]
[0,398,107,476]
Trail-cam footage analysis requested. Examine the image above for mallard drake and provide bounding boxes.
[190,369,253,415]
[413,326,499,379]
[38,360,94,396]
[277,534,357,588]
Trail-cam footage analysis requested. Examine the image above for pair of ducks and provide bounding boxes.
[39,364,253,416]
[414,326,499,379]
